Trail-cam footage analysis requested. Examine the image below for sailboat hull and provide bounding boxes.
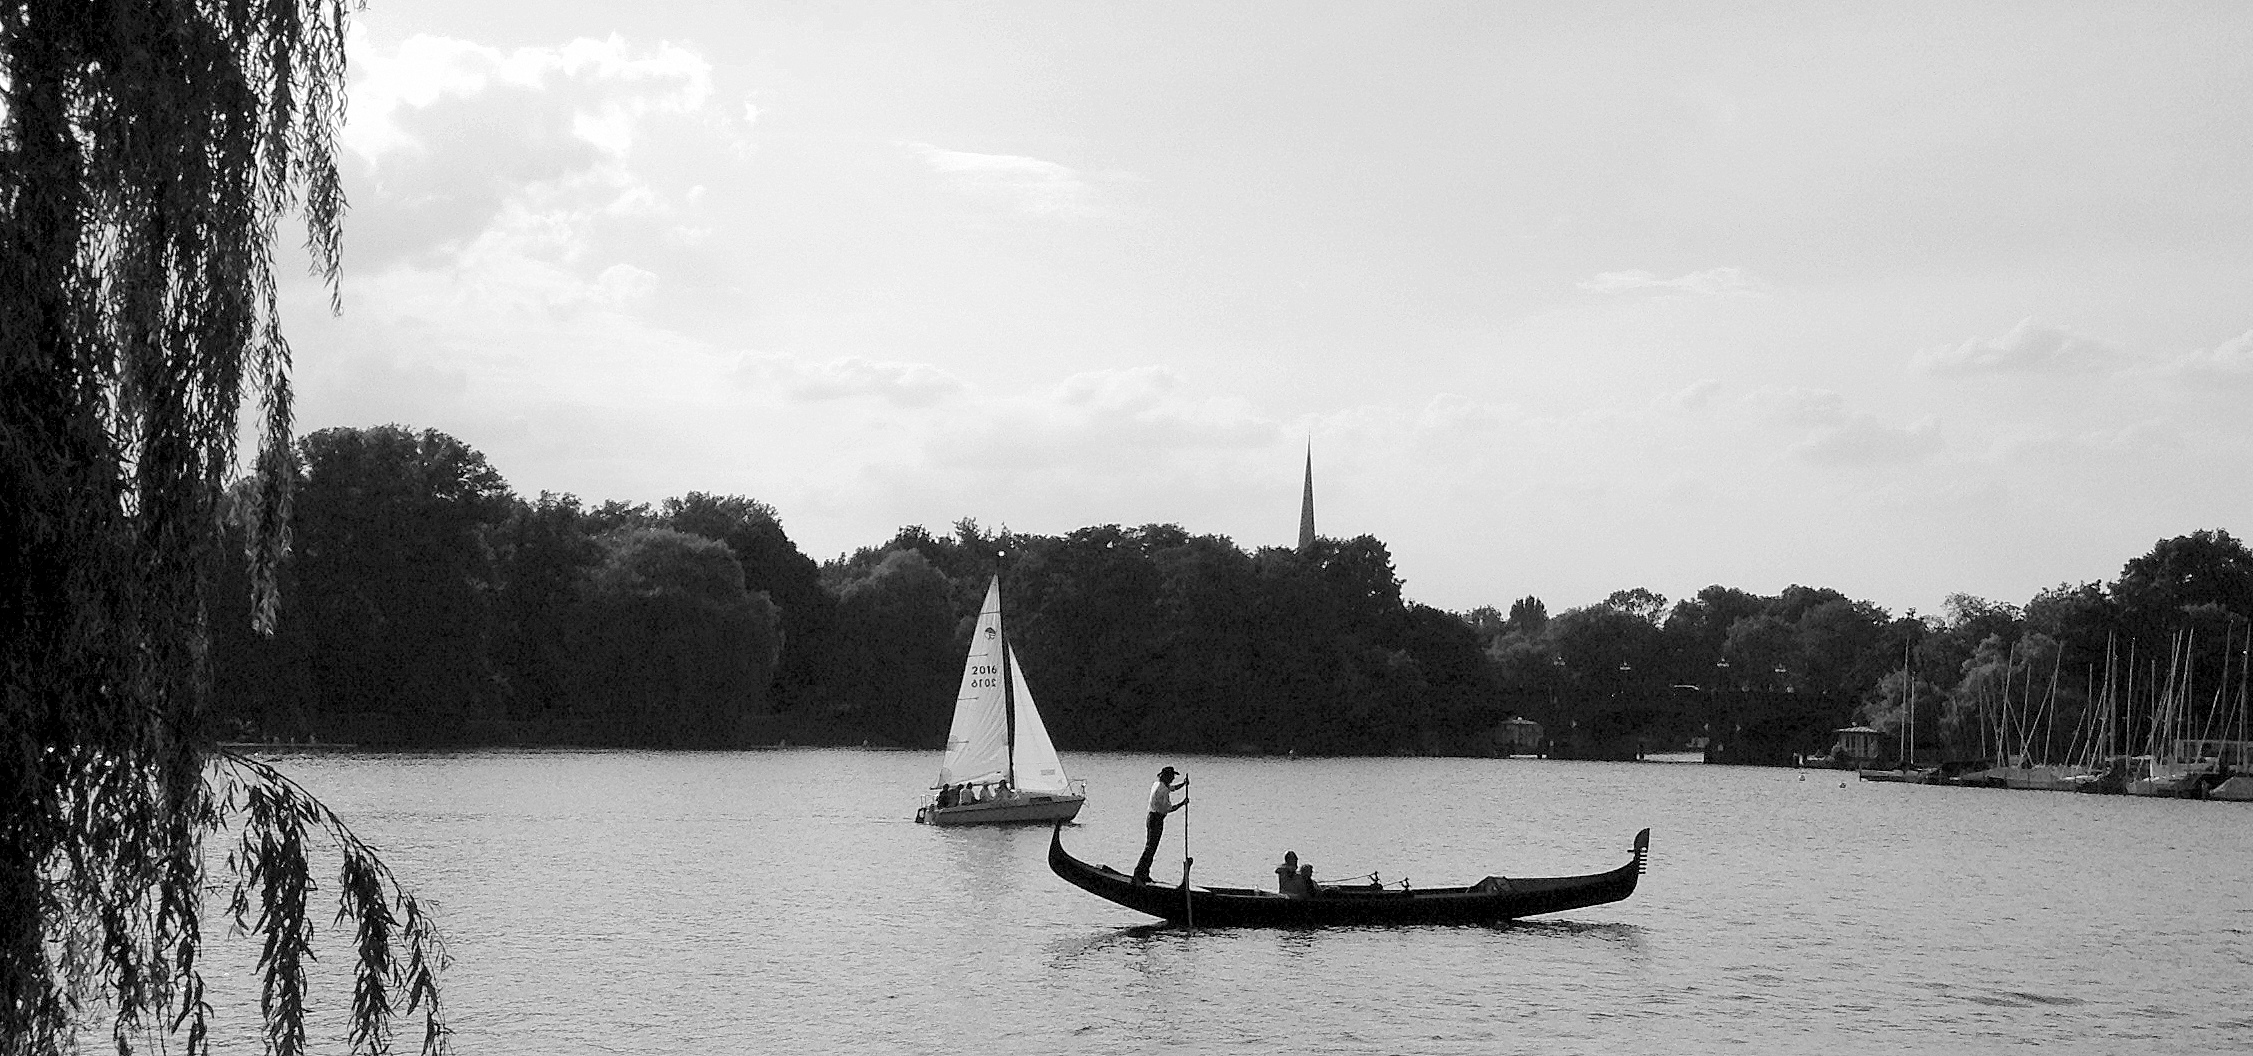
[1857,768,1937,784]
[2002,765,2096,791]
[917,791,1085,826]
[2125,774,2205,798]
[2206,775,2253,801]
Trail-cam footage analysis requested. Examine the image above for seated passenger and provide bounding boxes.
[1275,851,1301,895]
[1298,863,1317,894]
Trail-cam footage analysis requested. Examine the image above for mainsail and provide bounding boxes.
[938,578,1011,787]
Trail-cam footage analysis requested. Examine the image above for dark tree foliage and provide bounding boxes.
[805,525,1497,756]
[1007,525,1174,746]
[2,2,446,1053]
[661,493,838,714]
[1506,596,1550,637]
[561,529,780,747]
[286,426,512,745]
[192,408,2248,771]
[2115,529,2253,626]
[491,493,607,728]
[1661,586,1769,683]
[822,549,960,743]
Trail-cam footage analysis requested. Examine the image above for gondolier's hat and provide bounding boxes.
[1158,766,1176,779]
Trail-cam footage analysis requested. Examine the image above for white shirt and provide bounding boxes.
[1147,779,1178,815]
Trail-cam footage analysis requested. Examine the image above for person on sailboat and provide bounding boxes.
[1276,851,1301,895]
[1131,766,1189,884]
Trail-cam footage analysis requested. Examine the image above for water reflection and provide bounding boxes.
[1042,923,1174,968]
[930,824,1050,902]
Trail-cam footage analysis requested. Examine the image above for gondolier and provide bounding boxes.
[1131,766,1189,884]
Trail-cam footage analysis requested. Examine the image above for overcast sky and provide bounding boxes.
[278,0,2253,619]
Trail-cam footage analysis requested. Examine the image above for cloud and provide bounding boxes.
[1578,267,1771,297]
[1993,420,2180,465]
[345,33,716,163]
[1913,317,2125,377]
[1043,367,1269,444]
[890,366,1279,496]
[1662,379,1722,411]
[2160,328,2253,385]
[1745,386,1940,467]
[904,142,1104,217]
[337,32,740,276]
[734,354,967,409]
[344,32,711,162]
[1791,414,1942,467]
[1748,386,1849,428]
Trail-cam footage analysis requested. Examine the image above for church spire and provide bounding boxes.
[1297,442,1316,552]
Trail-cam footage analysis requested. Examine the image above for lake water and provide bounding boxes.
[221,749,2251,1055]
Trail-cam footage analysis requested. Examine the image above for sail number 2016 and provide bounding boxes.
[967,663,1000,689]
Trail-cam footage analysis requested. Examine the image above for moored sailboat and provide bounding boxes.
[2210,635,2253,801]
[1861,638,1937,784]
[915,576,1086,825]
[2127,632,2217,798]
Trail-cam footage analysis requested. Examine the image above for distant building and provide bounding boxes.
[1298,443,1316,552]
[1497,716,1544,755]
[1829,725,1884,767]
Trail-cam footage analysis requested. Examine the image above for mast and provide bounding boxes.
[1906,637,1916,768]
[1001,634,1017,789]
[997,551,1017,789]
[2238,625,2250,770]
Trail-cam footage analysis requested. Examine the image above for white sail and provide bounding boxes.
[937,579,1010,787]
[1007,643,1072,794]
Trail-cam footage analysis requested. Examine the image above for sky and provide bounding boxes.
[274,0,2253,620]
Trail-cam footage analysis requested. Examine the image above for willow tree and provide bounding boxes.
[3,2,445,1054]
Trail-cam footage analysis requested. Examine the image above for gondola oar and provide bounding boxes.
[1180,772,1194,930]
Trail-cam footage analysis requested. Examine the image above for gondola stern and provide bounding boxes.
[1048,822,1183,923]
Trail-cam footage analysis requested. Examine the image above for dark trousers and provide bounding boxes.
[1132,811,1166,881]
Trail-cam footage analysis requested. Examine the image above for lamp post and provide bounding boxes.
[1710,660,1732,763]
[1547,654,1564,758]
[1617,662,1636,759]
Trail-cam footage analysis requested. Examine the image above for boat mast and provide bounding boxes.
[1001,633,1018,789]
[995,553,1017,790]
[1900,635,1913,769]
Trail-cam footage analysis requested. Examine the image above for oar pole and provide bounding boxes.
[1181,772,1194,930]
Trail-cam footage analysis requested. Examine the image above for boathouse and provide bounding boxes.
[1829,725,1884,766]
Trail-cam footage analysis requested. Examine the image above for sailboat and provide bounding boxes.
[1861,638,1937,784]
[2127,632,2214,798]
[2209,627,2253,802]
[914,576,1086,826]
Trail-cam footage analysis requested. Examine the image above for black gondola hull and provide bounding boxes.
[1048,824,1649,927]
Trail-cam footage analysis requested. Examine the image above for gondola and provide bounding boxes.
[1048,823,1649,927]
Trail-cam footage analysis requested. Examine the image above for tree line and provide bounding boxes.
[211,425,2253,763]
